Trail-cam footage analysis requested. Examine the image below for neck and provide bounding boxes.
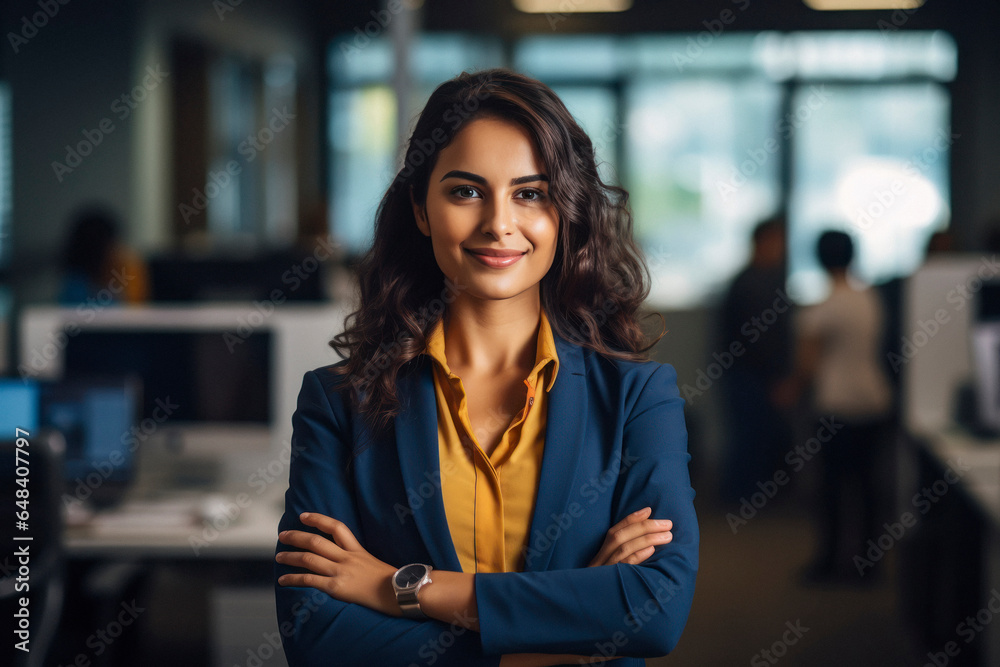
[442,290,541,376]
[829,269,850,286]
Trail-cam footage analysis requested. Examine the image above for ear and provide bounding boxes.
[410,186,430,237]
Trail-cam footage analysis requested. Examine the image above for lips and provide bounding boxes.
[466,247,526,257]
[465,247,527,268]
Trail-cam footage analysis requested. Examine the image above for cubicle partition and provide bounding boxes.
[901,255,1000,667]
[17,303,349,665]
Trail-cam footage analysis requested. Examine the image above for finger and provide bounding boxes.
[600,530,672,567]
[589,508,652,565]
[278,529,345,560]
[609,532,672,566]
[592,522,672,567]
[614,518,673,544]
[608,546,655,565]
[299,512,364,551]
[275,550,337,576]
[605,507,652,537]
[591,515,671,567]
[626,545,655,565]
[277,572,334,594]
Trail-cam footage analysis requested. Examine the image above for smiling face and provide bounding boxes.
[412,116,560,306]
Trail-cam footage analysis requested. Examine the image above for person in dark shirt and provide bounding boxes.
[59,204,149,305]
[717,215,793,504]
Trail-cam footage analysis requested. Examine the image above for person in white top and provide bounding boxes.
[776,230,894,583]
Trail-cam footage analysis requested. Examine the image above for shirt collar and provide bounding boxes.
[423,309,560,391]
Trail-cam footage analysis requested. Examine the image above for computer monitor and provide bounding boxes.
[19,304,347,491]
[0,379,39,434]
[63,330,271,425]
[0,376,139,506]
[148,251,328,302]
[39,376,140,506]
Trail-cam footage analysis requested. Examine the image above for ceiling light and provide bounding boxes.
[804,0,923,10]
[513,0,632,13]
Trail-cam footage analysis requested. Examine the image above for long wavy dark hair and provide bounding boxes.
[330,68,663,434]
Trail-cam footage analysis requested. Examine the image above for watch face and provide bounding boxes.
[397,564,426,588]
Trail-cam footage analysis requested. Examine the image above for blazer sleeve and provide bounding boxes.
[474,363,699,658]
[275,370,502,667]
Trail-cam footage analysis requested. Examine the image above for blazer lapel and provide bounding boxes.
[394,358,464,572]
[393,336,588,574]
[523,333,587,572]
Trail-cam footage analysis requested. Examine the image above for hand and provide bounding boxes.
[588,507,672,567]
[276,512,400,617]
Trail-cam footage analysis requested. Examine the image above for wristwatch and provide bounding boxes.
[392,563,433,619]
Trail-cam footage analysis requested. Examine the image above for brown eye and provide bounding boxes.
[517,188,545,202]
[452,186,479,199]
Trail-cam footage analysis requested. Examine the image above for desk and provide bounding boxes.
[63,430,288,560]
[920,428,1000,524]
[64,492,285,560]
[18,302,346,664]
[60,478,288,666]
[903,427,1000,667]
[60,491,288,667]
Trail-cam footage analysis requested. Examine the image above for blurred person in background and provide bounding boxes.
[776,230,894,584]
[717,215,793,504]
[59,204,149,305]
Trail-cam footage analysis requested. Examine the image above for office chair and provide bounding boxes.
[0,429,66,667]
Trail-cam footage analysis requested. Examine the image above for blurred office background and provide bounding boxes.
[1,0,1000,664]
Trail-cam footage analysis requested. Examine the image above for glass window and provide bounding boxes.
[326,30,957,307]
[262,55,299,243]
[328,85,397,250]
[754,30,958,82]
[516,35,622,79]
[411,33,504,84]
[550,86,620,184]
[788,82,951,302]
[207,57,258,242]
[331,36,394,85]
[634,33,762,75]
[626,77,782,306]
[206,54,298,246]
[408,34,504,137]
[328,34,502,252]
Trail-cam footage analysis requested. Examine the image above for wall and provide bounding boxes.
[2,0,326,304]
[5,0,139,301]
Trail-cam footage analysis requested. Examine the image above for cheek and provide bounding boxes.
[530,214,560,259]
[425,203,465,255]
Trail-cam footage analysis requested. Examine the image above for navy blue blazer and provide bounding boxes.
[275,331,699,666]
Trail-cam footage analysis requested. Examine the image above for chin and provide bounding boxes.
[460,280,536,303]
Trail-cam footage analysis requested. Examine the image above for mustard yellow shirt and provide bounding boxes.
[423,309,559,573]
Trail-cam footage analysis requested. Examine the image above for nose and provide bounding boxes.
[479,195,515,239]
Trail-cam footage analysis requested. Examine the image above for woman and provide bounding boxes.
[274,69,698,666]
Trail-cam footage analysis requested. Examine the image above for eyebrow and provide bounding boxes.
[439,170,549,186]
